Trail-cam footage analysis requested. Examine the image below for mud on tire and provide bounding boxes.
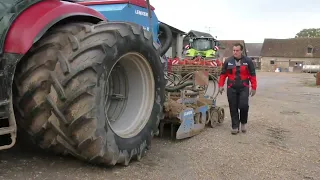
[13,21,165,166]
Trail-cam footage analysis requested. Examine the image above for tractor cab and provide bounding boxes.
[184,36,220,60]
[189,37,220,51]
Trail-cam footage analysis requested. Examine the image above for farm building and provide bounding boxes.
[246,43,263,70]
[218,40,247,62]
[260,38,320,72]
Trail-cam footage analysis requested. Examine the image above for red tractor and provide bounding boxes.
[0,0,168,166]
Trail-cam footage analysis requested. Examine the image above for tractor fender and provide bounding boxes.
[4,0,106,54]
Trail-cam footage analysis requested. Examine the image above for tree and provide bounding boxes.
[295,28,320,38]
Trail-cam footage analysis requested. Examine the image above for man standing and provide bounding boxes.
[218,43,257,135]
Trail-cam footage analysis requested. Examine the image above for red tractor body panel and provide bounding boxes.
[4,0,106,54]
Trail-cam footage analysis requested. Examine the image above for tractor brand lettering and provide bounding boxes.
[135,10,148,17]
[142,26,150,31]
[184,110,193,116]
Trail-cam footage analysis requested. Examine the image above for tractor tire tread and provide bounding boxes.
[14,21,162,166]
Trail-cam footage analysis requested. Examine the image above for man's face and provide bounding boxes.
[233,46,242,59]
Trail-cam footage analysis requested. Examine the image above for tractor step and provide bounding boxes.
[0,99,17,151]
[0,126,15,136]
[0,123,17,150]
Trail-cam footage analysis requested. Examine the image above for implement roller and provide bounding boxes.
[159,58,225,139]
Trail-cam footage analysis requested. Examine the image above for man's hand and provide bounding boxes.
[250,89,256,97]
[219,87,224,95]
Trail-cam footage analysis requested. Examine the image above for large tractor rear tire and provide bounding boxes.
[13,21,165,166]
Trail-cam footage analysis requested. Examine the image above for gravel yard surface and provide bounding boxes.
[0,72,319,180]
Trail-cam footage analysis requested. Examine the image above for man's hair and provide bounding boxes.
[233,43,243,51]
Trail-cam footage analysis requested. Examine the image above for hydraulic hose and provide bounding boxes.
[166,72,221,99]
[165,81,193,92]
[205,74,220,100]
[185,92,199,96]
[159,22,172,56]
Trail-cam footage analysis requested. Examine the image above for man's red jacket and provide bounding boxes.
[218,56,257,90]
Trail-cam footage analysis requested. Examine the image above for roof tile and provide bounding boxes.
[260,38,320,58]
[245,43,263,57]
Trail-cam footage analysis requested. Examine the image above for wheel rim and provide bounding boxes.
[218,108,225,123]
[205,111,210,124]
[210,110,218,127]
[104,52,155,139]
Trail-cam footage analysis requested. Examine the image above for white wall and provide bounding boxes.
[163,33,184,58]
[176,34,184,58]
[165,47,172,58]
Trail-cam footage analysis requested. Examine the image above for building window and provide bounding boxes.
[270,60,275,65]
[307,46,313,54]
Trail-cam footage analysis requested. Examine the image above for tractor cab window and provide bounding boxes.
[192,39,213,51]
[214,40,220,47]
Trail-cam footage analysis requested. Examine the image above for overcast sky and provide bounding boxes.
[151,0,320,43]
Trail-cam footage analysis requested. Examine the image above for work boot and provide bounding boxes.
[231,128,239,135]
[241,123,247,133]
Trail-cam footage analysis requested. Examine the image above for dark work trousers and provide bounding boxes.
[227,86,249,129]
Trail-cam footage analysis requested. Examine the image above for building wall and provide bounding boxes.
[261,56,320,72]
[221,57,228,63]
[161,32,184,58]
[176,34,184,58]
[248,56,261,70]
[165,47,172,58]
